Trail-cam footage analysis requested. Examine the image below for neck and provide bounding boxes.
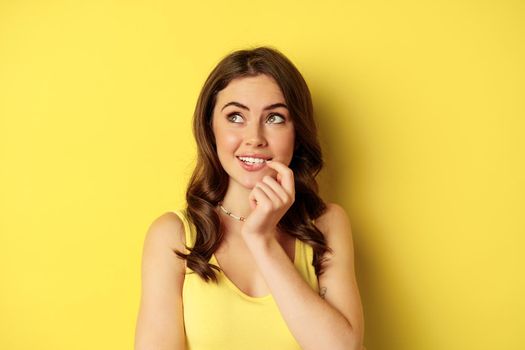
[217,178,254,225]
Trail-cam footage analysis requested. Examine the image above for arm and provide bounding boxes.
[134,212,187,350]
[244,203,365,350]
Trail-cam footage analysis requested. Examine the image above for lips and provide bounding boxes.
[236,156,269,171]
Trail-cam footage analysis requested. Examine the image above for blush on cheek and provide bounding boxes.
[224,133,241,144]
[220,135,241,155]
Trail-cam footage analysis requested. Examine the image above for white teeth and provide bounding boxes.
[239,156,266,164]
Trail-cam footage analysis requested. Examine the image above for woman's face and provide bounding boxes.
[212,74,295,189]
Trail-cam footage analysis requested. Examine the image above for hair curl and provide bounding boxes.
[174,46,331,283]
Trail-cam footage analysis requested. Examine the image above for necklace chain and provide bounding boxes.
[217,201,246,222]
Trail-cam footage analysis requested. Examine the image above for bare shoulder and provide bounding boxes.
[313,202,351,239]
[143,211,187,255]
[315,202,356,266]
[140,211,188,277]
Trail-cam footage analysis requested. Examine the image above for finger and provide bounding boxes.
[261,175,288,203]
[255,181,282,207]
[248,187,258,210]
[252,185,272,210]
[265,160,295,197]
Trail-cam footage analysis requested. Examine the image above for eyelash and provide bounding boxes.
[226,112,286,124]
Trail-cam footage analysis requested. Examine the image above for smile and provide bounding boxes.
[238,156,269,164]
[236,156,271,171]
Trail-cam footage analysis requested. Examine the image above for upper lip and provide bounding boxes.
[237,153,273,160]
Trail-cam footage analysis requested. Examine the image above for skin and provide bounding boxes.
[211,73,295,240]
[210,73,297,295]
[210,74,365,349]
[134,73,365,350]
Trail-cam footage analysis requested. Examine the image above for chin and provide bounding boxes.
[236,173,267,189]
[242,178,263,189]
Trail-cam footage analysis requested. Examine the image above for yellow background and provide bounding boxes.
[0,0,523,349]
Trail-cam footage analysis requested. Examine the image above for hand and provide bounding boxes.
[241,160,296,243]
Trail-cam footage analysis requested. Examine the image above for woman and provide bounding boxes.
[135,46,365,350]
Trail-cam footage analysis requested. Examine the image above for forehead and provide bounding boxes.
[216,74,285,104]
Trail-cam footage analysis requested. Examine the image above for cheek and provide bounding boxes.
[215,130,241,153]
[277,130,295,151]
[269,132,295,161]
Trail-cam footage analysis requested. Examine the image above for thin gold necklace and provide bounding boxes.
[217,201,246,222]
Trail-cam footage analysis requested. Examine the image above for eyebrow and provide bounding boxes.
[221,101,288,112]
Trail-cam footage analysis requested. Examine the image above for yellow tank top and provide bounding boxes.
[171,209,319,350]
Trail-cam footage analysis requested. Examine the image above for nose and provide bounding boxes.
[244,121,267,147]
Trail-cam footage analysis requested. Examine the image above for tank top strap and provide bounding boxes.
[302,237,315,267]
[309,217,317,265]
[171,208,194,255]
[304,239,314,268]
[294,234,319,293]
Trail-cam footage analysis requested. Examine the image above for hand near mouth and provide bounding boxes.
[242,160,296,244]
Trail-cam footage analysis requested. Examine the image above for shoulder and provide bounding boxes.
[314,202,355,264]
[314,202,351,240]
[143,211,187,256]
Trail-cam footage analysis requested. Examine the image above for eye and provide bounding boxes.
[267,113,285,124]
[226,112,244,123]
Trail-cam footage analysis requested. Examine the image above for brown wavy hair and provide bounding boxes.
[174,46,332,283]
